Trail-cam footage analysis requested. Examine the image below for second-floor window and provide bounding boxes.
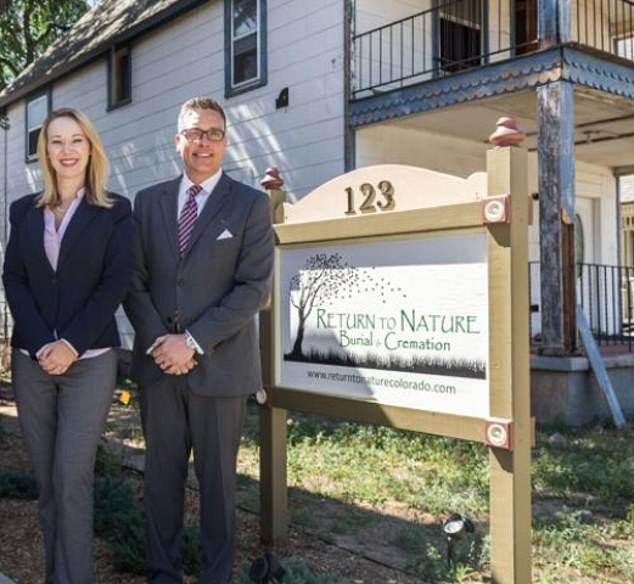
[26,91,49,161]
[616,36,634,60]
[108,45,132,109]
[225,0,267,96]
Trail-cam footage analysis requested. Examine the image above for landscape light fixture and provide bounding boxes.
[248,551,286,583]
[254,388,268,406]
[442,513,475,567]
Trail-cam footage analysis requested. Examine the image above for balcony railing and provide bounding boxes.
[576,0,634,57]
[352,0,634,98]
[529,262,634,351]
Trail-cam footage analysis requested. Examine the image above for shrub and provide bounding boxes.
[0,469,38,499]
[94,475,145,574]
[238,557,348,584]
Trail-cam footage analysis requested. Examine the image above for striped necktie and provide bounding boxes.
[177,184,203,256]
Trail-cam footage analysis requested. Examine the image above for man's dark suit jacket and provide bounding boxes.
[123,173,274,397]
[2,193,133,357]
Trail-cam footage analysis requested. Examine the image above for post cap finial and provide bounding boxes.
[260,167,284,190]
[489,117,525,147]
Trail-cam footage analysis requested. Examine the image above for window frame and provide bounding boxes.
[107,44,132,111]
[24,88,51,163]
[224,0,268,98]
[614,35,634,60]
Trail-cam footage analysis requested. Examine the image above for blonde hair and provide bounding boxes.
[36,107,112,208]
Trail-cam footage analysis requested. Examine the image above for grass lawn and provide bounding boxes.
[234,405,634,583]
[4,387,633,583]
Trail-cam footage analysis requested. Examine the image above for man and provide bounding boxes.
[124,96,274,583]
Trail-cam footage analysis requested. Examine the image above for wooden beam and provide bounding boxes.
[562,223,577,353]
[268,387,484,443]
[538,0,571,46]
[537,81,576,354]
[275,202,483,245]
[259,189,289,544]
[614,165,634,177]
[487,146,533,584]
[538,0,559,48]
[558,0,572,43]
[577,308,626,428]
[259,406,288,543]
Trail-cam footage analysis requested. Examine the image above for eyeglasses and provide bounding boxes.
[180,127,226,143]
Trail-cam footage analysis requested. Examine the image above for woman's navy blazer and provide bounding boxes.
[2,192,133,357]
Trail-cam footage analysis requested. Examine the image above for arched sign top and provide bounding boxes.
[284,164,487,223]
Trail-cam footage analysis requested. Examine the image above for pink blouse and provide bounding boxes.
[41,189,110,360]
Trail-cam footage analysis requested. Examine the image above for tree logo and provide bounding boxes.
[285,253,404,360]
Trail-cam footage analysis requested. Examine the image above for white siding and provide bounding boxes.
[356,0,427,33]
[356,122,619,265]
[0,0,346,207]
[356,122,489,177]
[355,0,434,91]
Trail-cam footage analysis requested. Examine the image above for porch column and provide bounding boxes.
[537,80,576,354]
[538,0,571,48]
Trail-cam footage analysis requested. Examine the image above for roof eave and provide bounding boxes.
[0,0,209,109]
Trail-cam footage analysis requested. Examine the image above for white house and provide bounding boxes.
[1,0,634,422]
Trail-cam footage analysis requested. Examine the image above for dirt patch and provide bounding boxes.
[1,397,425,584]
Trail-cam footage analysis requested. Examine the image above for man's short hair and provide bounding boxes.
[178,97,227,131]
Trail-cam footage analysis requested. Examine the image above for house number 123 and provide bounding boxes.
[344,181,396,215]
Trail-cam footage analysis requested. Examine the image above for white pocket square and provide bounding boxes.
[217,228,233,240]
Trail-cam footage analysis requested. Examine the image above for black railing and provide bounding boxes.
[353,0,492,96]
[529,262,634,351]
[352,0,634,97]
[573,0,634,59]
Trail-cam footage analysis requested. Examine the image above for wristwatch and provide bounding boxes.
[184,331,199,352]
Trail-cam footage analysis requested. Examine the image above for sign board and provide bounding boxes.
[278,233,490,417]
[261,154,532,584]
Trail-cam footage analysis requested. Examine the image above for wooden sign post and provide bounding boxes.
[259,130,532,583]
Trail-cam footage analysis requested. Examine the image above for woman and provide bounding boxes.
[2,108,132,584]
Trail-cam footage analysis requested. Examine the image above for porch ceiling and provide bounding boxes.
[387,89,634,169]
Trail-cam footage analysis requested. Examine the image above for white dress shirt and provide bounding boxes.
[174,169,224,356]
[177,169,222,219]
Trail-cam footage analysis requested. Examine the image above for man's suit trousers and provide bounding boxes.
[140,376,245,584]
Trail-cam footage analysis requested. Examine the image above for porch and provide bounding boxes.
[530,348,634,424]
[530,262,634,351]
[527,260,634,423]
[352,0,634,99]
[348,0,634,356]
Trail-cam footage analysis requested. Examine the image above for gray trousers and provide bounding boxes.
[140,377,245,584]
[13,349,117,584]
